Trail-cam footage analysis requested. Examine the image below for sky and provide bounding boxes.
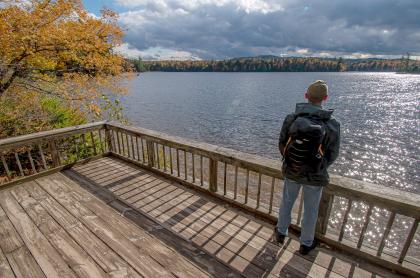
[83,0,420,60]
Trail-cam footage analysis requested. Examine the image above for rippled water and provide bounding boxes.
[122,72,420,194]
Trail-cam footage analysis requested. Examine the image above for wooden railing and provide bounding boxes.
[1,121,419,276]
[0,122,109,186]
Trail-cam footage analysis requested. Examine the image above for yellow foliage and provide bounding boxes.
[0,0,131,117]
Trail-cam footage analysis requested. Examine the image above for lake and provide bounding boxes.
[121,72,419,194]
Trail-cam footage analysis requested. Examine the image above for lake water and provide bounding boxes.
[122,72,419,194]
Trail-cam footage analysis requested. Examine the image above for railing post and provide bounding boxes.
[146,139,155,167]
[105,127,114,152]
[48,140,61,167]
[316,190,333,235]
[209,158,218,192]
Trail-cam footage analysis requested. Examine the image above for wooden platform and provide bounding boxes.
[0,157,404,277]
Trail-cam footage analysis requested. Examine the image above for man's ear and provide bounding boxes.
[323,95,328,101]
[304,92,308,99]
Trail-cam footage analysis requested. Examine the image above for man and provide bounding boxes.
[275,80,340,255]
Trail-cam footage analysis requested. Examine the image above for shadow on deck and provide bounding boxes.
[0,156,400,277]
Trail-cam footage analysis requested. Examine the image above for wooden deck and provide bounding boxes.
[0,156,402,278]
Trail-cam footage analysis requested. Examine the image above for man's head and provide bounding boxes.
[305,80,328,105]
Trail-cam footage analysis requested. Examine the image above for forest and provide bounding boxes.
[131,56,420,73]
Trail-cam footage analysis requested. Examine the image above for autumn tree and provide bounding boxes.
[0,0,129,137]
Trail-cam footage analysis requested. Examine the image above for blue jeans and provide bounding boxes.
[276,178,323,246]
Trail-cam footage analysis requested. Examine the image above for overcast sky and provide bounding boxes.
[83,0,420,60]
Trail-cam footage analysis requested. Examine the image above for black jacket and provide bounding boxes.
[279,103,340,186]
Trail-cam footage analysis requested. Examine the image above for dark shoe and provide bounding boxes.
[299,240,317,255]
[274,228,285,244]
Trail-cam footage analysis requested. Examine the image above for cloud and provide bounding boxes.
[114,42,201,60]
[114,0,420,59]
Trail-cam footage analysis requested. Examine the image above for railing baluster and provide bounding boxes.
[38,144,47,170]
[176,149,180,177]
[256,172,262,208]
[135,136,140,161]
[98,130,105,153]
[184,150,187,180]
[268,177,275,214]
[200,155,203,186]
[316,192,334,235]
[125,133,130,157]
[90,131,97,155]
[146,139,155,167]
[209,157,217,192]
[192,153,195,182]
[244,169,249,204]
[27,150,37,174]
[81,134,87,156]
[377,211,396,256]
[156,143,160,170]
[233,165,238,200]
[223,162,227,196]
[339,199,353,241]
[163,145,167,171]
[141,138,146,163]
[131,135,136,160]
[116,131,121,154]
[48,140,61,167]
[74,137,80,161]
[106,129,114,153]
[398,219,419,263]
[169,147,173,174]
[357,205,373,248]
[1,155,11,179]
[14,153,24,177]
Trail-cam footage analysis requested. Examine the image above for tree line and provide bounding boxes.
[130,57,420,73]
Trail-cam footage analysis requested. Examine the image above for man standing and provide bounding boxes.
[275,80,340,255]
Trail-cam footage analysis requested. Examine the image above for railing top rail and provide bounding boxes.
[0,121,107,151]
[107,121,420,218]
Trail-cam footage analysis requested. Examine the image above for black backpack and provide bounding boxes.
[284,114,327,175]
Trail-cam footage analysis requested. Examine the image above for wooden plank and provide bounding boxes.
[244,169,249,204]
[14,153,24,177]
[223,162,227,195]
[6,247,46,278]
[38,144,48,170]
[0,190,76,277]
[398,219,419,263]
[200,155,203,186]
[184,150,187,180]
[26,182,142,277]
[10,185,108,278]
[256,172,262,208]
[0,247,15,278]
[192,153,195,182]
[268,177,275,214]
[377,211,396,256]
[37,176,175,278]
[209,158,217,192]
[0,205,24,253]
[0,122,106,151]
[28,150,37,174]
[339,199,353,242]
[233,165,238,199]
[1,155,11,179]
[90,131,97,155]
[357,205,373,248]
[60,172,211,278]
